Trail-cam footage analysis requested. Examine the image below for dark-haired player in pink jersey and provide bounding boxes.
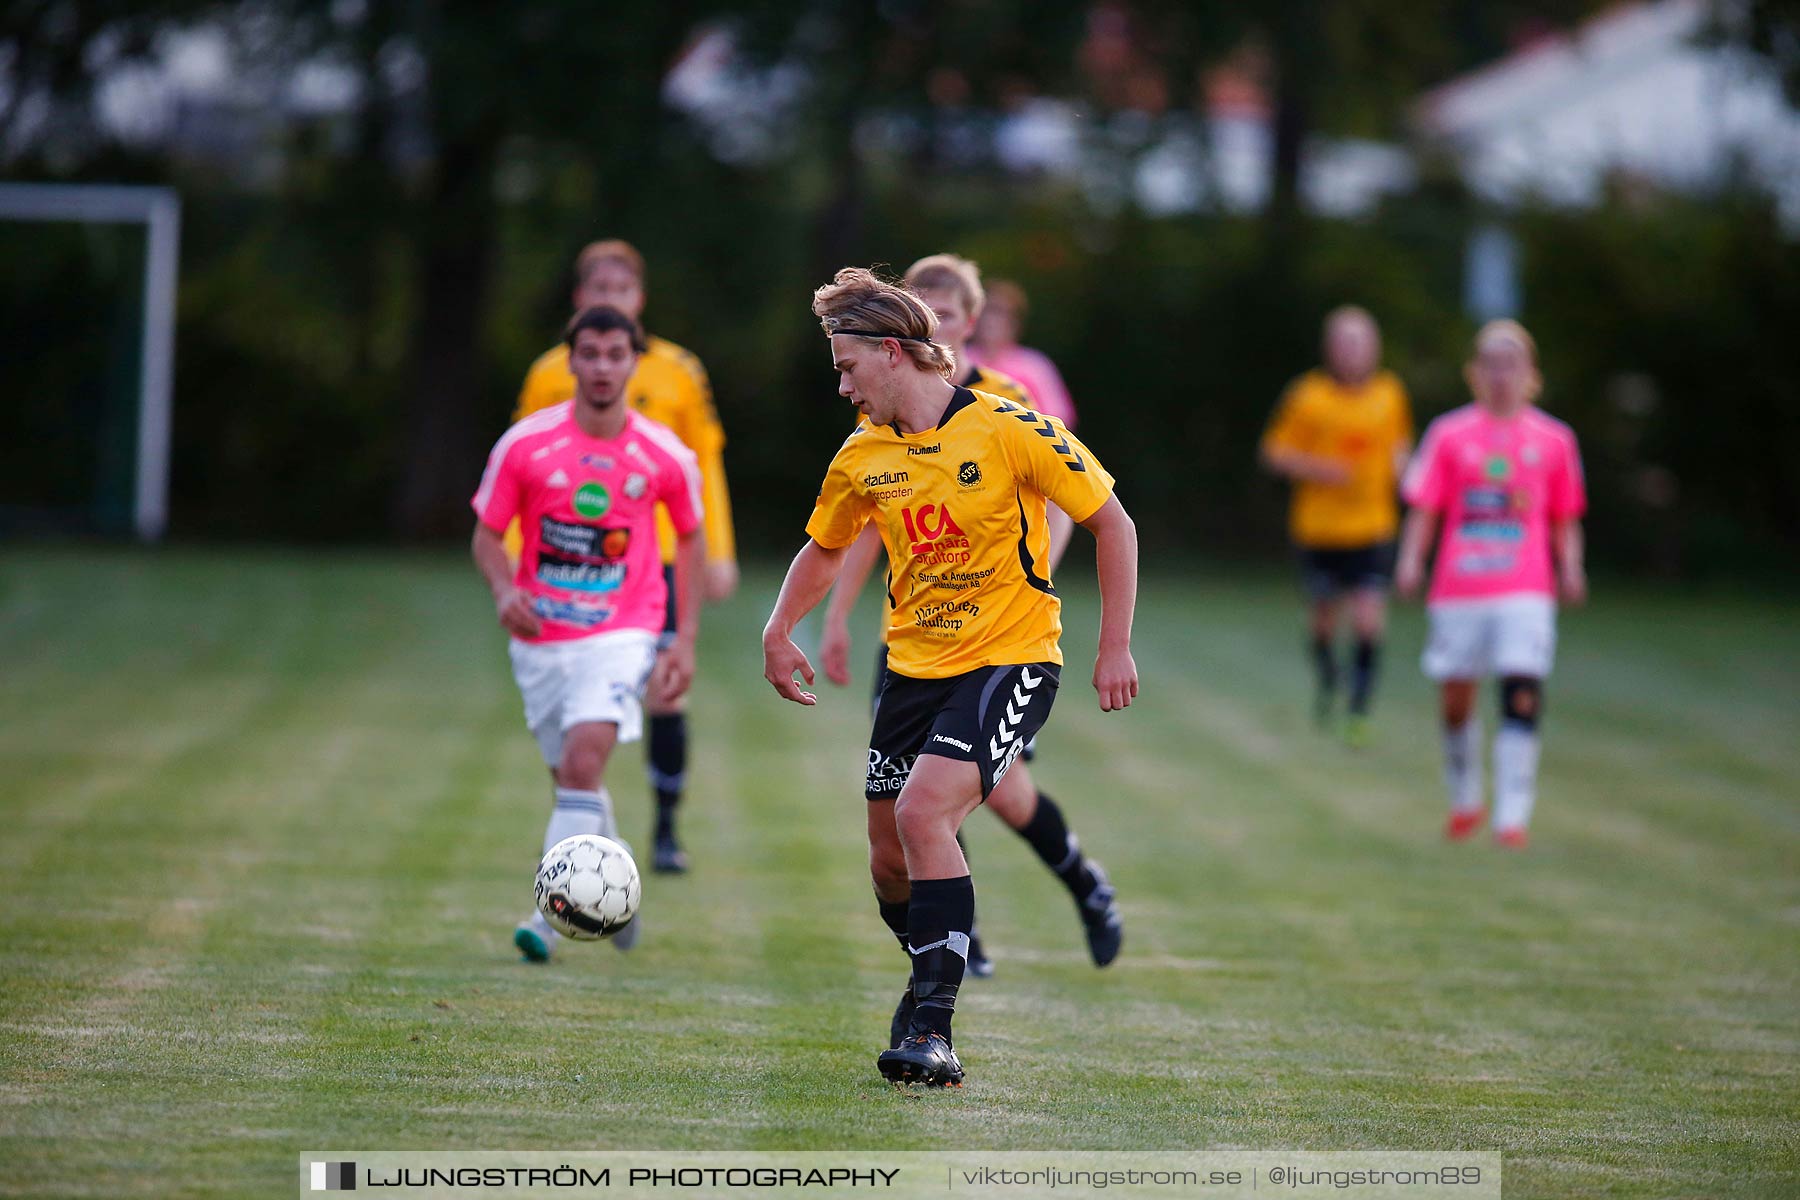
[471,306,703,960]
[1397,320,1587,849]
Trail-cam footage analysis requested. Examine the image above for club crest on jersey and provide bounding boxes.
[957,461,982,487]
[624,473,648,500]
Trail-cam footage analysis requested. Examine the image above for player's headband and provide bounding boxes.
[829,328,935,344]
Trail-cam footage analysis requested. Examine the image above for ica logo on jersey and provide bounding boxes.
[900,503,972,565]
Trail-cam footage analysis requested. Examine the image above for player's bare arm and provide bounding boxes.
[1081,494,1140,712]
[1261,443,1353,486]
[819,524,885,687]
[700,458,740,603]
[1555,519,1588,606]
[762,538,850,706]
[654,528,705,701]
[472,522,541,638]
[1395,507,1438,600]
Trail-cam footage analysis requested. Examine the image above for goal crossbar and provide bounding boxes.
[0,182,180,542]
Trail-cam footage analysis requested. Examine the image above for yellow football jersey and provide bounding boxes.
[961,363,1033,409]
[807,387,1116,679]
[510,334,735,563]
[1261,368,1413,548]
[867,363,1034,648]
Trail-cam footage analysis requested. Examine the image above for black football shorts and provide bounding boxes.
[864,661,1059,801]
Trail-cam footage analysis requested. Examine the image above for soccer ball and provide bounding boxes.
[534,834,641,940]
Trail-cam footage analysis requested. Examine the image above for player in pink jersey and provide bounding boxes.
[969,279,1077,429]
[1397,320,1588,848]
[471,306,703,960]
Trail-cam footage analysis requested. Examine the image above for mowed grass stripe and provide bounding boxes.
[0,550,1795,1198]
[1,556,509,1196]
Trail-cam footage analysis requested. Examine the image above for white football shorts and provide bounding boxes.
[508,629,659,765]
[1422,593,1558,681]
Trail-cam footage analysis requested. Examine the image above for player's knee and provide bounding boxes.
[893,793,951,851]
[1500,675,1543,730]
[868,852,908,901]
[1441,681,1477,727]
[556,735,609,789]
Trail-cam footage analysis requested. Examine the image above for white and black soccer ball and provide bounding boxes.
[534,834,641,940]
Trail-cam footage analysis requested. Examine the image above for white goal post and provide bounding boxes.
[0,182,180,542]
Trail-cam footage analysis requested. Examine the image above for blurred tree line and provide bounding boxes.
[2,0,1796,578]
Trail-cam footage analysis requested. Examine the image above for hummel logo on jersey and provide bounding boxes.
[993,400,1087,472]
[907,443,941,456]
[546,468,570,488]
[989,666,1044,762]
[932,734,974,752]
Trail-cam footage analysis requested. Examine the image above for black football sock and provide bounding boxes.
[878,898,911,959]
[1015,792,1097,902]
[907,875,974,1043]
[1312,635,1338,699]
[1349,638,1380,716]
[954,830,984,945]
[648,713,687,840]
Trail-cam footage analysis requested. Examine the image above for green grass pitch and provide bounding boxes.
[1,548,1795,1197]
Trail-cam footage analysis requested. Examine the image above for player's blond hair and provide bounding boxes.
[1324,304,1377,338]
[904,253,985,317]
[1467,319,1543,403]
[575,239,645,285]
[811,267,957,379]
[1474,318,1537,362]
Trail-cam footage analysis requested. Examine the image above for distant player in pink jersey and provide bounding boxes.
[471,306,703,960]
[1397,320,1588,848]
[969,279,1077,429]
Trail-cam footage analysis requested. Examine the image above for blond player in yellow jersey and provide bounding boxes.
[513,239,736,874]
[818,254,1113,983]
[762,267,1140,1088]
[1260,306,1413,744]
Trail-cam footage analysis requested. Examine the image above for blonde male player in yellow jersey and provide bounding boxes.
[514,239,736,874]
[763,267,1140,1088]
[1260,305,1413,745]
[819,253,1120,982]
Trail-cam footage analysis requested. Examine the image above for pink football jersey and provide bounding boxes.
[472,405,701,642]
[1403,404,1586,603]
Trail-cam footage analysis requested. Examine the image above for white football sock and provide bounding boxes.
[1443,719,1483,812]
[544,786,611,853]
[1492,724,1541,831]
[526,788,615,941]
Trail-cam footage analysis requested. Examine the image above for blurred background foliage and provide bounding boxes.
[3,0,1797,579]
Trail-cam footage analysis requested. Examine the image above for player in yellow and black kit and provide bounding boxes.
[1260,306,1413,744]
[513,239,737,874]
[819,254,1115,983]
[762,268,1141,1088]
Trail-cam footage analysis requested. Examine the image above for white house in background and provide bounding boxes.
[1416,0,1800,228]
